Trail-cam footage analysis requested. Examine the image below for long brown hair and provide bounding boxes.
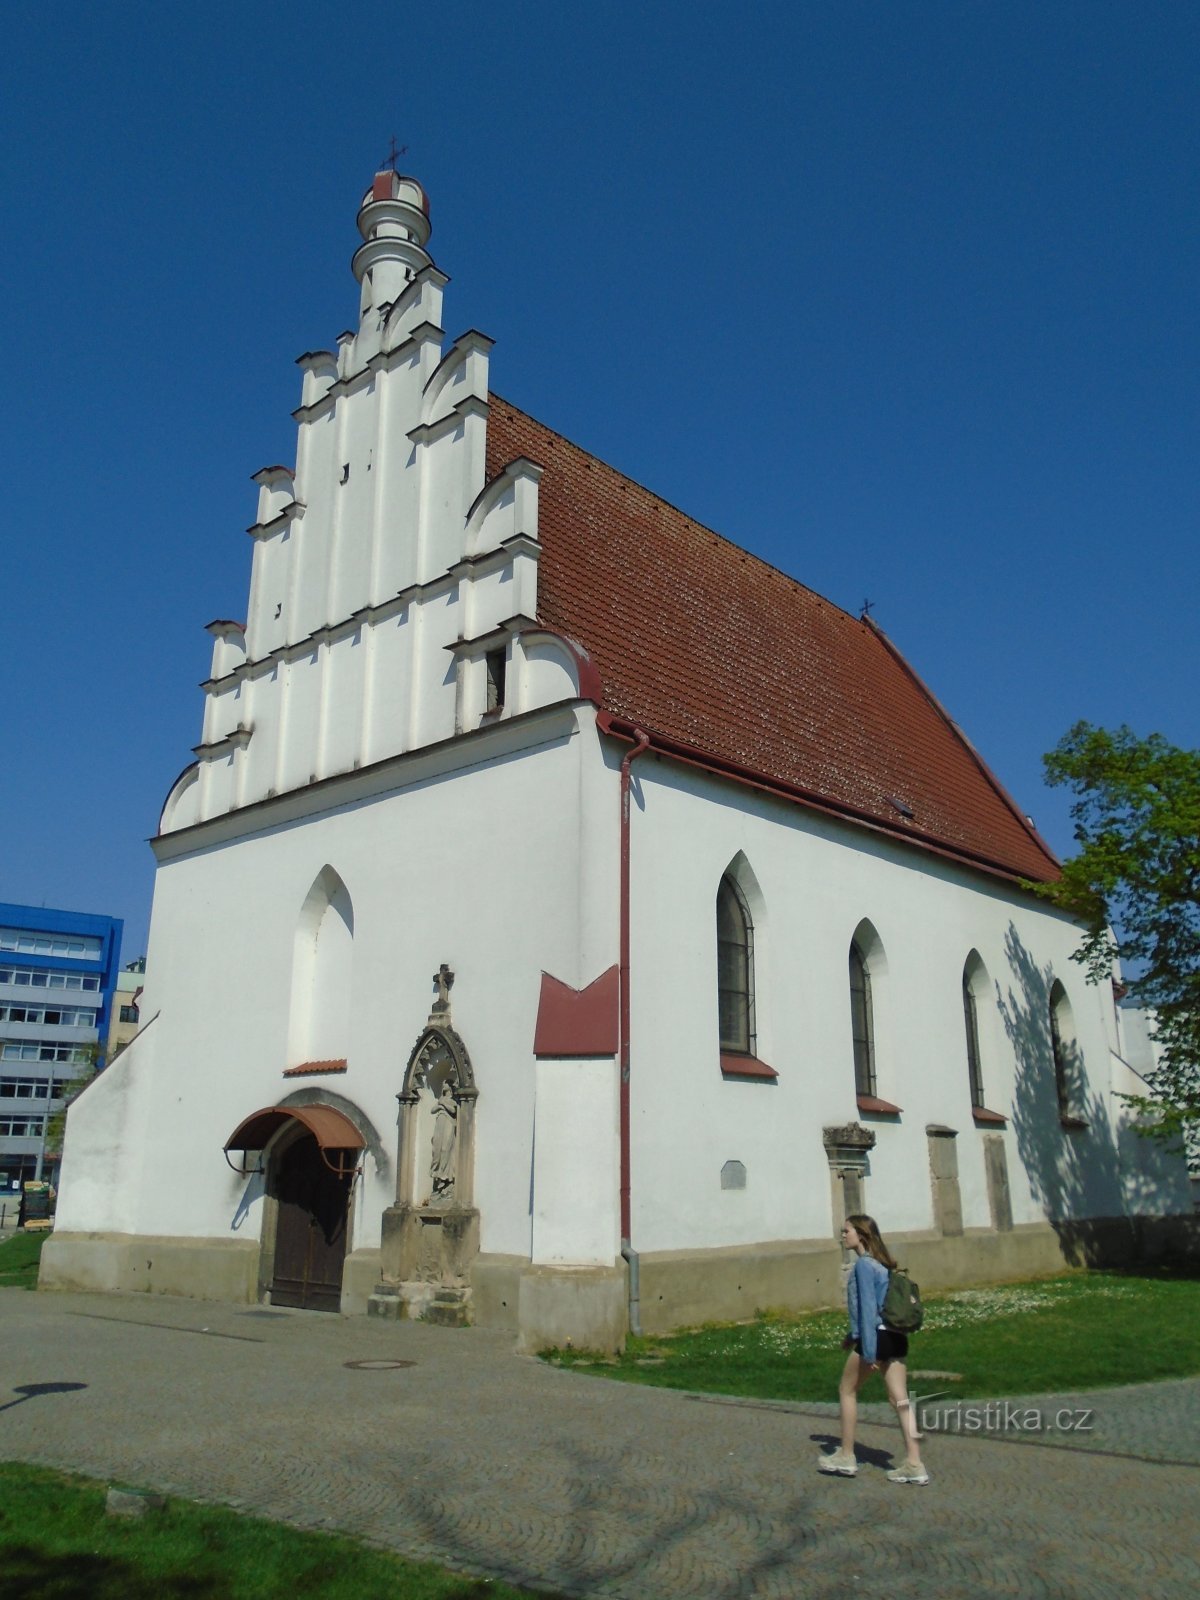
[846,1214,897,1271]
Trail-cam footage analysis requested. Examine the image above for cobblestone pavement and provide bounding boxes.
[2,1287,1198,1599]
[794,1374,1200,1467]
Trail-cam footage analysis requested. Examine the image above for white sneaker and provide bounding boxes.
[817,1450,858,1476]
[887,1462,930,1485]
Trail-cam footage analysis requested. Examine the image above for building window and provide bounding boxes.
[485,648,507,714]
[0,1077,50,1100]
[717,874,754,1054]
[849,942,876,1098]
[0,1114,46,1137]
[1049,981,1082,1121]
[119,1005,139,1024]
[0,929,102,959]
[0,1153,39,1190]
[0,968,100,991]
[0,1040,88,1064]
[963,966,984,1110]
[0,1005,97,1027]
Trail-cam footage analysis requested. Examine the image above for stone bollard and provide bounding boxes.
[105,1486,166,1519]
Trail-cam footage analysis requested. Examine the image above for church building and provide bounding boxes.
[42,171,1190,1348]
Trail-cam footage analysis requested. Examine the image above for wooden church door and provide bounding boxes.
[270,1134,350,1311]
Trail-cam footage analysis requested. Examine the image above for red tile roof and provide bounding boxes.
[282,1059,348,1077]
[487,399,1059,885]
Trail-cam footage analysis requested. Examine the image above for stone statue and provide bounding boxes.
[429,1078,458,1204]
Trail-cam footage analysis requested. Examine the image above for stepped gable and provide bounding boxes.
[487,398,1059,885]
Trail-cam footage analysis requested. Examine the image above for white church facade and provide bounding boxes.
[42,170,1190,1348]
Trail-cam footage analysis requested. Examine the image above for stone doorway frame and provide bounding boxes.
[254,1089,386,1306]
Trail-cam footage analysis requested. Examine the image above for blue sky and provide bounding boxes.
[3,2,1197,959]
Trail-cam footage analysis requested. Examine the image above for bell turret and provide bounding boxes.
[352,170,433,319]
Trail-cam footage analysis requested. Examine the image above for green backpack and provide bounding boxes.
[882,1266,924,1333]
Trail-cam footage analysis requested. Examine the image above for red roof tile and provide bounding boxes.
[486,399,1059,885]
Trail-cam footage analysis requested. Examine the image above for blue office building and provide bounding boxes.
[0,902,123,1191]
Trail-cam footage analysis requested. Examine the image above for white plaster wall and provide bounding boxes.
[623,756,1175,1254]
[1108,1050,1192,1214]
[330,386,378,620]
[321,630,367,779]
[521,642,580,715]
[160,767,199,832]
[363,609,412,764]
[200,749,236,820]
[68,710,619,1266]
[275,652,320,795]
[532,1057,620,1264]
[246,529,278,662]
[53,1023,158,1235]
[202,677,241,748]
[179,220,584,843]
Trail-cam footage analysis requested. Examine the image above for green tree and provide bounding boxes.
[42,1043,102,1160]
[1035,723,1200,1164]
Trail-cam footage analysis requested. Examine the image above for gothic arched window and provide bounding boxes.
[849,941,876,1098]
[717,874,754,1054]
[1049,980,1082,1121]
[963,956,986,1110]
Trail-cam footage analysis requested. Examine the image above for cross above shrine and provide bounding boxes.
[432,963,454,1014]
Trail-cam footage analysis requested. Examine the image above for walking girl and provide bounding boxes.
[817,1213,928,1483]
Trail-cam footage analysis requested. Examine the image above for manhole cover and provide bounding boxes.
[343,1359,417,1371]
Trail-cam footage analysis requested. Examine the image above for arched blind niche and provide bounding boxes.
[288,866,354,1066]
[962,951,989,1110]
[1049,980,1083,1122]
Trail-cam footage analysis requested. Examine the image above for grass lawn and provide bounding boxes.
[546,1269,1200,1403]
[0,1230,46,1289]
[0,1461,553,1599]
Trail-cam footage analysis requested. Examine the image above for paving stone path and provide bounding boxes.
[2,1287,1198,1599]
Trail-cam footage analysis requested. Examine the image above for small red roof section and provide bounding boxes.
[534,966,619,1058]
[720,1053,778,1081]
[972,1105,1008,1126]
[486,400,1059,885]
[857,1093,903,1116]
[224,1104,364,1152]
[282,1059,348,1078]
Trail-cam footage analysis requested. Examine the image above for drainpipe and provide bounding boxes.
[600,713,650,1335]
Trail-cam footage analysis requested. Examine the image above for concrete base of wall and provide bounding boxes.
[886,1224,1070,1295]
[36,1214,1198,1345]
[515,1264,628,1355]
[638,1237,844,1335]
[39,1232,260,1303]
[339,1249,382,1315]
[470,1253,524,1331]
[635,1216,1197,1334]
[1050,1212,1200,1267]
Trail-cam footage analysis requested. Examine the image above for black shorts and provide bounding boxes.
[853,1330,909,1363]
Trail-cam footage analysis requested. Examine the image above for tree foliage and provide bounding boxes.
[1035,723,1200,1160]
[43,1043,102,1158]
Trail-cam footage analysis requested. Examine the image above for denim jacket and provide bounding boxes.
[846,1253,890,1364]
